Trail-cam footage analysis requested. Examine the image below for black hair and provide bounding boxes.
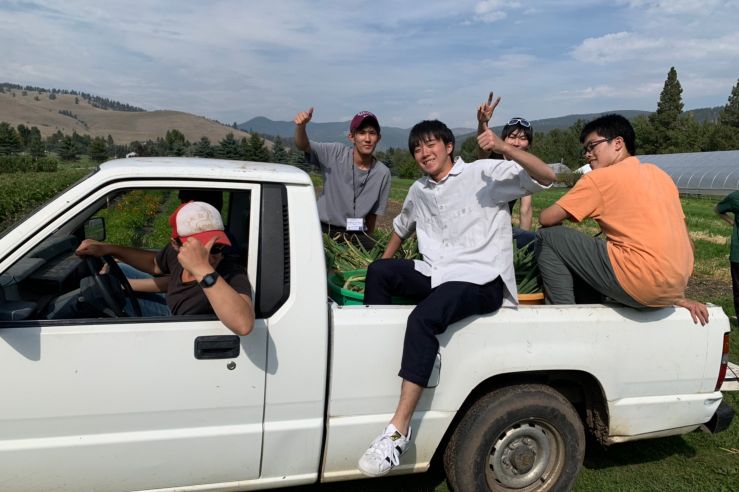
[407,120,455,156]
[501,118,534,145]
[580,114,636,155]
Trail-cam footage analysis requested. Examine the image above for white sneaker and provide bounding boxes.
[357,424,412,477]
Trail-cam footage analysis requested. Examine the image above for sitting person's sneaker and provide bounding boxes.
[357,423,412,477]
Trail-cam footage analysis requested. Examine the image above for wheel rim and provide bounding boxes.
[487,419,565,490]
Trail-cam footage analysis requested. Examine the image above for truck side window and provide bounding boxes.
[255,183,290,318]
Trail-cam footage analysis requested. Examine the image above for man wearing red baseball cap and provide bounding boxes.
[75,201,254,336]
[294,107,391,244]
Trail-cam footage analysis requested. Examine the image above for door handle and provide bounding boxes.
[194,335,240,360]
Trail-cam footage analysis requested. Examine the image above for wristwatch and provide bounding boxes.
[199,271,220,288]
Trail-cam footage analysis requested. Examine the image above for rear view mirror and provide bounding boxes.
[84,217,106,241]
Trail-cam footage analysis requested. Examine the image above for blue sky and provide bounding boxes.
[1,0,738,129]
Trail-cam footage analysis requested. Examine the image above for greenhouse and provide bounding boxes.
[638,150,739,196]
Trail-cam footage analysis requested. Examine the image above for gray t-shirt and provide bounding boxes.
[308,141,391,227]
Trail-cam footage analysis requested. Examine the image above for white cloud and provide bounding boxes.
[472,0,522,23]
[484,53,538,70]
[624,0,731,15]
[0,0,737,127]
[572,31,739,64]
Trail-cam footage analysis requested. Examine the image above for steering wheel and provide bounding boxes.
[82,255,143,317]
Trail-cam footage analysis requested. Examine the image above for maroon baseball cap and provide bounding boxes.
[349,111,380,133]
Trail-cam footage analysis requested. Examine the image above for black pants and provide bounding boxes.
[365,259,505,387]
[731,261,739,319]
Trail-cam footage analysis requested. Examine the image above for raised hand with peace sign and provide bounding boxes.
[477,91,501,128]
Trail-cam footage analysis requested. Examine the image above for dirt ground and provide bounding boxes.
[686,274,732,301]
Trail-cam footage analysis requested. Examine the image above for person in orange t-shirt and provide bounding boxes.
[537,114,708,324]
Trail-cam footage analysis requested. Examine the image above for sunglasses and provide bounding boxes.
[506,117,531,128]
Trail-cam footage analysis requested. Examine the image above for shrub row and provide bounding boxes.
[0,155,59,173]
[0,169,89,231]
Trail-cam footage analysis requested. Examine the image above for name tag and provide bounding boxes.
[346,217,365,232]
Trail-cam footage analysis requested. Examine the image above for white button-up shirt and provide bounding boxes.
[393,157,550,304]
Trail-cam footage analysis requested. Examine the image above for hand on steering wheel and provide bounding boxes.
[81,255,142,317]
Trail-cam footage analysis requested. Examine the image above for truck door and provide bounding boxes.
[0,183,266,492]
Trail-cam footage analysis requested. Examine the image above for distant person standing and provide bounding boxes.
[294,107,391,244]
[476,92,535,248]
[716,190,739,319]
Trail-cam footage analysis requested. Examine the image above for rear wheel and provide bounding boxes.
[444,384,585,492]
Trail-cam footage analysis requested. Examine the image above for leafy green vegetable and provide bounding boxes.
[513,241,541,294]
[324,232,542,294]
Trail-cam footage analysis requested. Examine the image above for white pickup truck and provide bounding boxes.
[0,157,735,492]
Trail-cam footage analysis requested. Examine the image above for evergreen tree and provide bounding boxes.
[89,137,109,163]
[240,137,251,160]
[459,136,479,163]
[106,135,116,158]
[244,133,270,162]
[28,133,45,159]
[46,130,65,153]
[649,67,684,152]
[271,136,288,163]
[288,146,309,170]
[702,121,739,151]
[217,133,241,160]
[632,115,659,155]
[70,131,90,156]
[193,136,215,157]
[0,122,22,155]
[16,124,32,148]
[165,129,188,156]
[57,136,79,161]
[719,78,739,129]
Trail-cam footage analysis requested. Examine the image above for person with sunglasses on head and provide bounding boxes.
[294,107,391,247]
[73,201,255,336]
[357,115,556,478]
[476,92,536,249]
[537,114,708,325]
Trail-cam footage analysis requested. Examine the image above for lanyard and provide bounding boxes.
[352,163,372,216]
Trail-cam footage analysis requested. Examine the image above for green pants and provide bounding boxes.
[535,226,642,308]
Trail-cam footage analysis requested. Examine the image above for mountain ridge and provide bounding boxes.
[240,107,722,150]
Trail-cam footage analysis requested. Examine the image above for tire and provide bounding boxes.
[443,384,585,492]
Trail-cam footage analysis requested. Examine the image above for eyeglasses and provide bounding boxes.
[210,244,226,255]
[507,117,531,128]
[581,138,611,156]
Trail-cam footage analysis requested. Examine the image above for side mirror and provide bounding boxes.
[84,217,106,241]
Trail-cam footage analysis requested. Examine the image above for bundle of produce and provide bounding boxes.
[324,231,542,296]
[323,230,419,273]
[513,241,541,294]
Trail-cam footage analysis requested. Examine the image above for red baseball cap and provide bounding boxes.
[169,201,231,246]
[349,111,380,133]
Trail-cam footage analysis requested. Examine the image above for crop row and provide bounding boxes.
[0,155,59,173]
[96,190,170,247]
[0,169,90,231]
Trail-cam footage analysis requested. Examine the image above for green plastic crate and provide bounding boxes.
[328,269,366,305]
[327,268,414,306]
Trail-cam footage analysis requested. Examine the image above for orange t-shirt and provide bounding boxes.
[556,157,692,307]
